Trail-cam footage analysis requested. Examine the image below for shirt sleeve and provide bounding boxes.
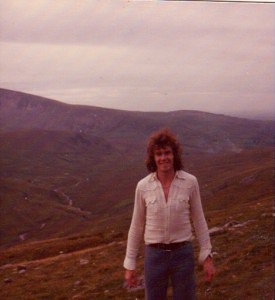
[190,177,212,265]
[123,184,145,270]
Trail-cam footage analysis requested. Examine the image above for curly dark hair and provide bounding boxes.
[145,128,184,172]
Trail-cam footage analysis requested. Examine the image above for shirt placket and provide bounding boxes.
[155,180,169,243]
[164,183,174,243]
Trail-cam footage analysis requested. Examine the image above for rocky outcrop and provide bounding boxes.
[209,220,256,236]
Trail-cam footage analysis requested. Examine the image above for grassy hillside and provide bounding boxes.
[0,147,274,300]
[0,162,273,299]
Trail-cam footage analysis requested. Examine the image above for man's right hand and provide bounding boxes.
[124,269,137,288]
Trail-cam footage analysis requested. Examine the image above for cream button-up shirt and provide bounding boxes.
[123,170,212,270]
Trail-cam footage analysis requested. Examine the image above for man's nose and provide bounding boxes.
[160,153,166,159]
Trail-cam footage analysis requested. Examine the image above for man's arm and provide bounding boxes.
[123,184,145,270]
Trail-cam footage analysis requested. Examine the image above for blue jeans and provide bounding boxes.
[144,242,196,300]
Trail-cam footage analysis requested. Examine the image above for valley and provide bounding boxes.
[0,88,274,299]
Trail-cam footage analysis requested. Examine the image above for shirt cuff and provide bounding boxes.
[123,257,136,270]
[198,248,212,265]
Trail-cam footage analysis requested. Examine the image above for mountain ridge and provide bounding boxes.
[1,88,274,153]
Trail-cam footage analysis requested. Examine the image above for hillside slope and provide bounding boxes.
[0,175,273,299]
[0,88,274,248]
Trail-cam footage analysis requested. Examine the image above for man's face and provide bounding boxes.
[154,145,174,173]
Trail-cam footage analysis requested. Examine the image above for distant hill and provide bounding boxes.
[0,88,274,247]
[1,88,274,153]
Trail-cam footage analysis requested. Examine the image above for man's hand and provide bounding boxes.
[203,256,216,282]
[124,269,137,288]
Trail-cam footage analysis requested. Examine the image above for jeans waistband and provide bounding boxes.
[148,241,189,251]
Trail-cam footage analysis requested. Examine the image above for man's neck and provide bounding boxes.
[157,170,176,185]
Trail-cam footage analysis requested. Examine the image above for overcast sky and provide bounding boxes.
[0,0,274,119]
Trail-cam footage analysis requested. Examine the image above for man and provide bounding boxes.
[123,129,215,300]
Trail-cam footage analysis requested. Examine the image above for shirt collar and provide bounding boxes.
[175,170,186,180]
[149,172,158,182]
[149,170,186,182]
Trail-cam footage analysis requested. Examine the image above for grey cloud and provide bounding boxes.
[0,1,274,119]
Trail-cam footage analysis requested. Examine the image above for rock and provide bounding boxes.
[19,233,28,241]
[79,258,89,265]
[223,221,240,228]
[0,264,13,270]
[17,265,27,272]
[209,219,255,236]
[233,220,255,228]
[209,226,226,236]
[40,223,46,229]
[240,175,255,185]
[4,278,12,283]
